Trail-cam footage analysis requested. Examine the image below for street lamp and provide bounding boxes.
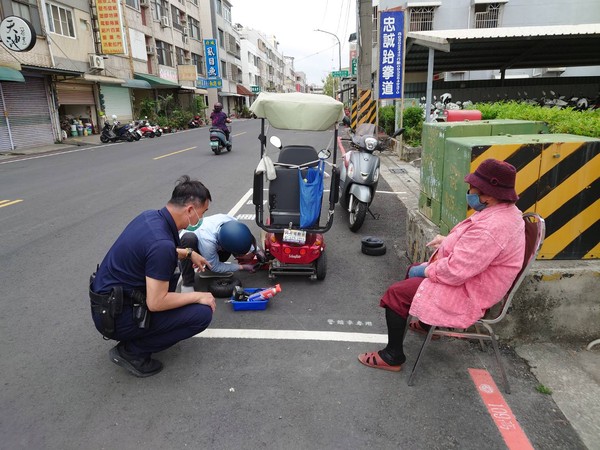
[314,28,341,72]
[315,29,341,98]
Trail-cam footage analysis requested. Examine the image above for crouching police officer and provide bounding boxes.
[89,175,215,377]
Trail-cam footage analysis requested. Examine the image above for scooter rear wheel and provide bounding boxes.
[315,251,327,280]
[100,135,110,143]
[349,197,368,232]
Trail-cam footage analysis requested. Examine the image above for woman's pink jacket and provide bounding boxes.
[409,203,525,328]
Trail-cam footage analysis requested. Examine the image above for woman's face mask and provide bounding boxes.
[466,191,487,211]
[186,207,203,231]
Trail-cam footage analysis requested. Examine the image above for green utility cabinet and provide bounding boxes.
[420,120,549,224]
[440,134,599,260]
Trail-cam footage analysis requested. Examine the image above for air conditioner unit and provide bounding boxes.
[183,27,189,36]
[89,54,105,70]
[146,45,155,55]
[182,35,188,44]
[160,16,169,27]
[140,0,149,7]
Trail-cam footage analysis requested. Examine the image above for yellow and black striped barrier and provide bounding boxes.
[350,89,377,129]
[442,134,599,260]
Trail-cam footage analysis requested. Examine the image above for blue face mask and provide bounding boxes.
[186,208,203,231]
[466,192,487,211]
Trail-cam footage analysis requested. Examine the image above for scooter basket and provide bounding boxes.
[298,160,324,228]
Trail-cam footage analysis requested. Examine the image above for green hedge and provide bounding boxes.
[469,101,600,139]
[381,101,600,148]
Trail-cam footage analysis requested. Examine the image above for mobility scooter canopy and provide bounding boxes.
[250,92,344,131]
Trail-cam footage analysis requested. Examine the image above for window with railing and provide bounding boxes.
[188,17,200,39]
[221,60,228,79]
[218,28,225,48]
[372,5,378,45]
[156,40,173,66]
[409,6,435,31]
[474,3,501,28]
[45,2,75,37]
[191,52,204,75]
[175,46,186,65]
[171,5,184,31]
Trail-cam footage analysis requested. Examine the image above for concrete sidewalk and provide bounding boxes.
[2,135,599,449]
[376,149,600,450]
[0,134,102,161]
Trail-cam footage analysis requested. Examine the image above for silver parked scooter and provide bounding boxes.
[339,121,404,231]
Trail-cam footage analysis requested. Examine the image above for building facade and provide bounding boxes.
[1,0,308,151]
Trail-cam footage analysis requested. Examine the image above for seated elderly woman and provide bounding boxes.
[359,158,526,372]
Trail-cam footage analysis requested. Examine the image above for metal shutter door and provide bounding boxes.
[101,85,133,121]
[55,83,95,105]
[0,83,11,152]
[2,77,55,150]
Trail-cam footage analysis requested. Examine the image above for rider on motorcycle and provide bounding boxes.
[210,103,231,143]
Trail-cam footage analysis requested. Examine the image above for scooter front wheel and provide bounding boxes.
[348,197,368,232]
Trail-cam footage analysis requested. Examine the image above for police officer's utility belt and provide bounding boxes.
[89,272,150,340]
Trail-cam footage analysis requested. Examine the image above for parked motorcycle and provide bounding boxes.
[339,123,404,232]
[209,125,231,155]
[188,115,202,128]
[136,119,157,138]
[100,116,134,143]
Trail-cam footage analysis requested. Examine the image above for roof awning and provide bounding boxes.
[84,73,125,84]
[122,79,152,89]
[237,84,253,96]
[405,24,600,72]
[21,65,83,76]
[0,66,25,82]
[134,73,180,88]
[178,85,208,95]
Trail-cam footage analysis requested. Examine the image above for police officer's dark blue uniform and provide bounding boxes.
[90,176,215,377]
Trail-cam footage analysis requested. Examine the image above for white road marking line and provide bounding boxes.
[195,328,387,343]
[227,188,253,216]
[236,213,255,220]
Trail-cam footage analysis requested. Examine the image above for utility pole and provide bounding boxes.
[355,0,376,126]
[357,0,372,91]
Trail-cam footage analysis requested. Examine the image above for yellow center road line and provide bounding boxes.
[153,146,197,160]
[0,199,24,208]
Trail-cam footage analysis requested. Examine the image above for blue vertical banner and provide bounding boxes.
[204,39,220,79]
[378,10,404,100]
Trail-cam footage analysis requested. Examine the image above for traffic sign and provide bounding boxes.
[332,70,349,78]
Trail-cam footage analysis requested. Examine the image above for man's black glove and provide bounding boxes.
[255,249,267,263]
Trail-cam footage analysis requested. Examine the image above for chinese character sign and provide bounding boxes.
[97,0,124,54]
[0,16,36,52]
[204,39,220,79]
[378,10,404,100]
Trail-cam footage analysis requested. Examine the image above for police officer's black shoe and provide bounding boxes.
[109,343,163,378]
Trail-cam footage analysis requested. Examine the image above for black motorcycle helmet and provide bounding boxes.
[214,102,223,112]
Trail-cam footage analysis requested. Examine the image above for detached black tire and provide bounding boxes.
[361,236,384,248]
[362,242,386,256]
[208,277,242,297]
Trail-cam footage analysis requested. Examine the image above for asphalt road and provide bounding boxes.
[0,120,586,449]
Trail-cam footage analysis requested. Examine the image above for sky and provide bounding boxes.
[231,0,356,86]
